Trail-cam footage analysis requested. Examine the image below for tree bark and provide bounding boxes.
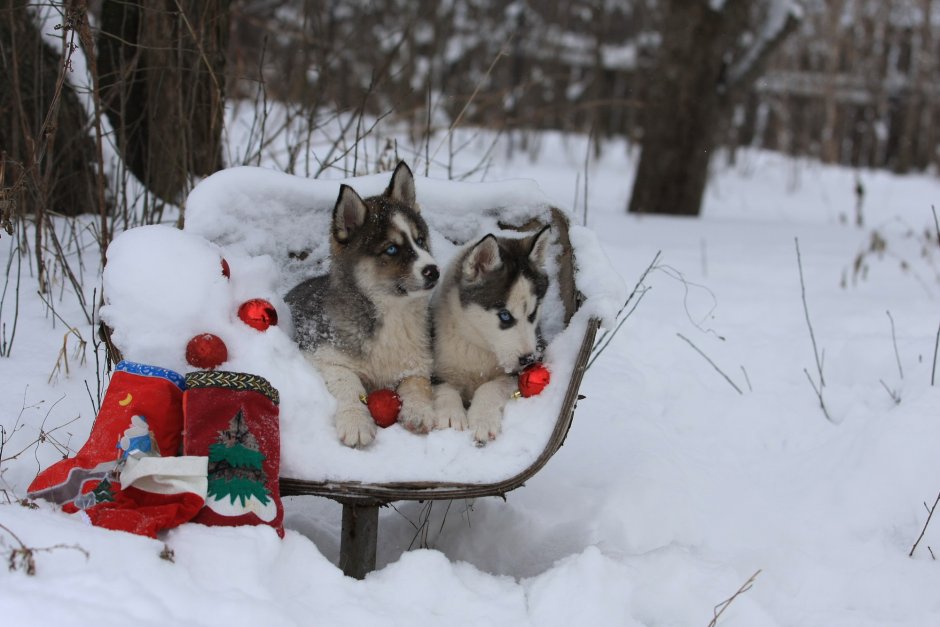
[96,0,230,204]
[628,0,798,217]
[628,2,733,216]
[0,1,99,217]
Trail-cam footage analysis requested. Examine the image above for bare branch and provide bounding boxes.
[886,310,903,380]
[588,251,661,370]
[879,379,901,405]
[677,333,744,395]
[931,205,940,249]
[725,3,802,91]
[910,491,940,558]
[795,238,833,421]
[932,319,939,387]
[708,569,762,627]
[0,521,89,576]
[430,36,512,163]
[795,239,824,384]
[803,368,833,422]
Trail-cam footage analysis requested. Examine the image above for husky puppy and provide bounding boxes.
[286,163,440,447]
[431,226,551,444]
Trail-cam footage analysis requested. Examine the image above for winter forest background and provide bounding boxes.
[7,0,940,228]
[4,1,940,626]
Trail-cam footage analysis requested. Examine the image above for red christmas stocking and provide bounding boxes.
[28,361,186,511]
[80,455,207,538]
[183,371,283,537]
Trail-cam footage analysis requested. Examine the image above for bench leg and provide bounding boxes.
[339,502,378,579]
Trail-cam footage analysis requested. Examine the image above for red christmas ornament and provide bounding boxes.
[221,258,231,279]
[360,389,401,428]
[238,299,278,331]
[517,363,550,398]
[186,333,228,370]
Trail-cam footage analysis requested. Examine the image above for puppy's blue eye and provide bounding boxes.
[497,309,512,323]
[415,237,426,248]
[385,244,399,256]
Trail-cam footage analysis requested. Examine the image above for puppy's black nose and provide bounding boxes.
[518,353,537,367]
[422,265,439,285]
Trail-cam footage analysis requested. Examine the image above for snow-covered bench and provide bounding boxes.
[180,167,622,577]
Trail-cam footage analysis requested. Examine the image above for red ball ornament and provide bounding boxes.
[238,299,278,331]
[517,363,550,398]
[186,333,228,369]
[221,258,231,279]
[361,389,401,428]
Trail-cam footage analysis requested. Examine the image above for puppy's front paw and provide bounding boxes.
[434,387,468,431]
[467,400,503,445]
[335,403,377,448]
[399,396,436,434]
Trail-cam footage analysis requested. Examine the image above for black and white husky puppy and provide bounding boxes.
[431,227,551,444]
[286,163,440,447]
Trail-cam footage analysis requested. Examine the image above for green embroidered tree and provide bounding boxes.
[92,478,116,504]
[207,410,271,507]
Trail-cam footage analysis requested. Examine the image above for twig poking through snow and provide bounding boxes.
[587,250,661,370]
[582,125,591,227]
[932,319,939,387]
[886,310,903,380]
[701,238,708,278]
[656,264,723,340]
[795,238,832,422]
[910,491,940,558]
[878,379,901,405]
[0,522,88,576]
[740,366,753,393]
[707,569,761,627]
[676,333,744,395]
[931,205,940,248]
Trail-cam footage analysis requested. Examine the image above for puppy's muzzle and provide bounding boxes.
[518,352,538,368]
[422,264,440,289]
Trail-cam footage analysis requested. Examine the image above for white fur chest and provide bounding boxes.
[359,295,433,389]
[433,290,503,401]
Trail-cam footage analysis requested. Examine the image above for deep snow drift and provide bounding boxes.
[2,130,940,626]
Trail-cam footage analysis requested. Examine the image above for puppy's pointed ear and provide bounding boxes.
[463,235,502,283]
[385,161,417,209]
[333,185,368,244]
[527,225,552,268]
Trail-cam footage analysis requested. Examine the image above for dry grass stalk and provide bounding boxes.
[677,332,744,395]
[707,569,762,627]
[0,521,88,576]
[910,491,940,558]
[795,238,832,422]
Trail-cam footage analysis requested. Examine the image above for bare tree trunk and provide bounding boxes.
[0,0,99,218]
[820,0,847,164]
[96,0,230,205]
[628,0,799,217]
[628,2,732,216]
[895,0,933,173]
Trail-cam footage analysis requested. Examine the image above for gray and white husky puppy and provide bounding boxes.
[286,163,440,447]
[431,226,551,444]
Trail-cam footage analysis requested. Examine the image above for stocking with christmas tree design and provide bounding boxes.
[28,361,186,511]
[183,371,283,536]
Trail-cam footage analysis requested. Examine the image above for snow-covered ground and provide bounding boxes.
[2,125,940,626]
